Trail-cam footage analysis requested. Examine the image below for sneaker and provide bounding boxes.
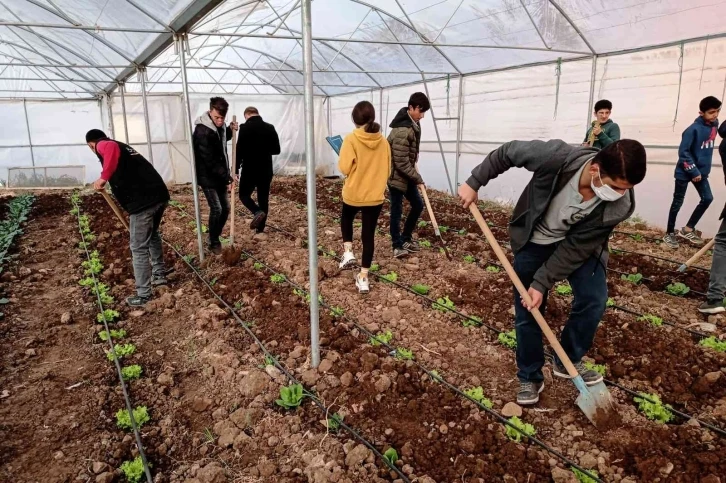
[517,380,545,405]
[552,360,603,386]
[356,273,370,294]
[402,241,420,253]
[393,248,408,259]
[151,275,168,287]
[662,233,679,249]
[160,267,175,276]
[678,228,705,247]
[209,244,222,255]
[339,251,357,270]
[126,295,150,307]
[250,211,267,230]
[698,299,726,314]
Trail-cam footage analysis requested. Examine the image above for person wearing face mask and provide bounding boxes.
[458,139,647,405]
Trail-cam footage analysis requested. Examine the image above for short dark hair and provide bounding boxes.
[352,100,380,134]
[593,139,646,185]
[85,129,108,143]
[209,97,229,116]
[594,99,612,112]
[244,106,259,116]
[699,96,721,112]
[408,92,430,112]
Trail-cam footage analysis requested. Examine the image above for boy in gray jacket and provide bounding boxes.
[458,139,647,405]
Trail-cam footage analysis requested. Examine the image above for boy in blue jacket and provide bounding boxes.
[664,96,721,248]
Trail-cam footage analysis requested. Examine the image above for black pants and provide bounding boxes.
[341,203,383,268]
[389,183,424,249]
[239,174,272,232]
[201,185,229,247]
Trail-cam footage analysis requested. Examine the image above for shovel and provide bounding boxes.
[229,114,238,245]
[419,185,452,260]
[678,238,715,272]
[468,203,617,429]
[100,189,129,231]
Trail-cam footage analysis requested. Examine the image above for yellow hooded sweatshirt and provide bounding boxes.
[338,128,392,207]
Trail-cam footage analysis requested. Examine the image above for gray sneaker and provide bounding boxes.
[699,299,726,314]
[552,360,603,386]
[402,241,420,253]
[678,228,705,247]
[151,275,168,287]
[517,380,545,405]
[662,233,679,249]
[393,248,408,259]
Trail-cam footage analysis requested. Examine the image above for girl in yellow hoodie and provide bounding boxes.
[338,101,392,293]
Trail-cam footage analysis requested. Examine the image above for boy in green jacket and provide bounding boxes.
[583,100,621,149]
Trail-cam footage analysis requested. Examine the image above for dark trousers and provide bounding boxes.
[389,183,424,249]
[708,217,726,301]
[341,203,383,268]
[667,178,713,233]
[513,242,608,382]
[240,174,272,232]
[129,202,167,298]
[201,185,230,247]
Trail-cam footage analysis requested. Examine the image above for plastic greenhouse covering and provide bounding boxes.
[1,0,726,233]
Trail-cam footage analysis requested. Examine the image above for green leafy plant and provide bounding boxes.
[381,271,398,283]
[121,365,143,381]
[462,315,482,328]
[629,233,644,242]
[97,309,120,323]
[699,336,726,352]
[254,262,265,270]
[572,467,599,483]
[555,283,573,296]
[270,273,286,284]
[583,361,607,377]
[169,200,185,208]
[275,384,305,409]
[369,263,380,272]
[637,314,663,327]
[463,255,476,263]
[116,406,150,430]
[78,277,95,288]
[326,412,343,432]
[464,386,493,409]
[120,456,146,483]
[411,284,430,295]
[439,225,449,233]
[498,330,517,349]
[621,273,643,285]
[419,239,432,248]
[432,296,455,312]
[486,265,500,273]
[330,306,344,317]
[106,343,136,362]
[606,297,616,308]
[458,229,467,235]
[395,347,414,360]
[383,447,399,466]
[182,254,195,264]
[665,282,690,296]
[417,220,428,228]
[505,416,536,442]
[261,354,277,368]
[429,369,443,383]
[633,393,674,424]
[98,329,127,341]
[369,330,393,346]
[332,196,340,202]
[82,255,103,275]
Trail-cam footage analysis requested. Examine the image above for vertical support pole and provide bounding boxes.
[139,66,154,164]
[301,0,320,368]
[586,55,597,129]
[23,98,35,166]
[379,87,384,131]
[119,82,130,144]
[420,77,455,195]
[179,33,206,262]
[106,94,116,139]
[455,75,464,190]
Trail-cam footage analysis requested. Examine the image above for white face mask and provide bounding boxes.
[591,167,624,201]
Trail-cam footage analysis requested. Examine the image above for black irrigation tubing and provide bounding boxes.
[612,229,663,244]
[72,197,153,483]
[236,246,604,483]
[261,219,726,439]
[609,247,710,272]
[610,304,710,339]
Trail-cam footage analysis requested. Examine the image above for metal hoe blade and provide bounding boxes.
[573,376,618,429]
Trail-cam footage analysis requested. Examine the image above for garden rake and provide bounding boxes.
[419,185,452,260]
[468,203,617,429]
[100,189,129,231]
[678,238,715,272]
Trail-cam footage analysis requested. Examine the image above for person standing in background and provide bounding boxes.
[193,97,238,255]
[236,107,281,234]
[583,100,621,149]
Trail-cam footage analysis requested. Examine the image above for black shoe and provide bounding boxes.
[517,380,544,405]
[552,360,603,386]
[126,295,151,307]
[402,241,420,253]
[209,244,222,255]
[699,299,726,314]
[250,211,267,230]
[151,276,168,287]
[393,248,408,259]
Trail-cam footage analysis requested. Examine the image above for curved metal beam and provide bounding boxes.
[546,0,595,54]
[196,57,288,94]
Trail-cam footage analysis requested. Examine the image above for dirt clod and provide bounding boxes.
[345,444,370,468]
[501,402,523,417]
[60,312,73,324]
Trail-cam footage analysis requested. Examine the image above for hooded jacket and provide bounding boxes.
[675,116,719,181]
[235,115,281,178]
[338,128,391,207]
[193,113,233,188]
[387,107,424,191]
[582,119,621,149]
[466,140,636,294]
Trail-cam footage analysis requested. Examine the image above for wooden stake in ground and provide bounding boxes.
[678,238,715,272]
[468,203,617,429]
[419,185,452,260]
[230,114,238,245]
[99,190,129,231]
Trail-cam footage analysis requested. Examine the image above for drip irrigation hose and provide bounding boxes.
[259,218,726,439]
[610,248,710,273]
[72,197,153,483]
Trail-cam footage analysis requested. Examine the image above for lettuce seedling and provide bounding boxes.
[383,448,399,466]
[330,306,344,317]
[417,221,428,228]
[462,315,482,328]
[270,273,286,284]
[97,309,120,323]
[395,347,414,360]
[369,263,380,272]
[121,365,142,381]
[419,239,432,248]
[120,457,147,483]
[275,384,305,409]
[98,329,126,341]
[463,255,476,263]
[411,284,429,295]
[621,273,643,285]
[116,406,150,430]
[505,416,536,442]
[555,283,573,296]
[633,393,673,424]
[699,336,726,352]
[637,314,663,327]
[381,271,398,283]
[464,386,493,409]
[369,330,393,346]
[253,262,264,270]
[106,343,136,361]
[498,330,517,349]
[432,296,455,312]
[606,297,615,308]
[572,467,599,483]
[486,265,500,273]
[583,361,607,376]
[665,282,690,296]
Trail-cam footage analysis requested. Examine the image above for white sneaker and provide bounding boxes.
[356,274,370,293]
[339,251,357,269]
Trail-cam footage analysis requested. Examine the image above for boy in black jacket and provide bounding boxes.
[458,140,646,405]
[193,97,238,254]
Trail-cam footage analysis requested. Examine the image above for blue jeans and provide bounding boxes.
[667,178,713,233]
[389,183,424,249]
[129,202,167,298]
[513,242,608,382]
[202,185,230,246]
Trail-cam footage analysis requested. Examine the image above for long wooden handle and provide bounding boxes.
[100,190,129,231]
[419,185,441,235]
[683,238,715,268]
[230,115,237,245]
[468,204,580,378]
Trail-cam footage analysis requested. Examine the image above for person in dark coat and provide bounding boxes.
[193,97,238,254]
[87,129,170,307]
[235,106,281,233]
